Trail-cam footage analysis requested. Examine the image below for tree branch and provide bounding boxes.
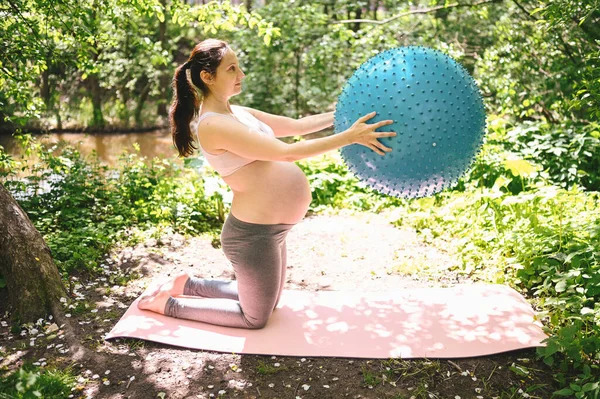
[334,0,502,25]
[7,0,43,42]
[511,0,538,21]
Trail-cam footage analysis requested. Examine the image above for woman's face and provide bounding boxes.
[204,48,246,99]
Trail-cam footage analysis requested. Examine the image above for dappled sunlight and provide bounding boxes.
[106,284,546,359]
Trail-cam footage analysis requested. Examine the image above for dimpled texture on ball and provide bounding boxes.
[334,46,487,199]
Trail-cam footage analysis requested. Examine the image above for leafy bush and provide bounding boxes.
[2,137,222,278]
[0,363,76,399]
[502,121,600,191]
[297,152,404,212]
[397,184,600,397]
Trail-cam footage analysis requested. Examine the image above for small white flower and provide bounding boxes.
[208,365,215,369]
[91,309,98,313]
[208,385,214,389]
[460,371,468,376]
[268,383,275,388]
[271,356,276,359]
[302,384,310,391]
[300,358,306,362]
[332,377,339,381]
[103,380,110,386]
[323,385,330,388]
[274,362,280,367]
[105,370,110,375]
[60,297,67,303]
[455,396,461,399]
[65,314,71,318]
[92,374,99,379]
[218,390,226,395]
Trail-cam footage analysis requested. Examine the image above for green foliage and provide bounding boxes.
[2,135,222,277]
[502,121,600,191]
[0,363,76,399]
[297,152,404,212]
[395,186,600,397]
[0,0,278,130]
[475,0,600,123]
[230,1,356,117]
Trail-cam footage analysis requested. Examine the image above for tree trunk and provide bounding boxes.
[156,0,169,119]
[41,64,50,108]
[245,0,252,11]
[353,7,362,32]
[294,50,301,118]
[56,101,62,130]
[135,81,151,126]
[0,184,66,324]
[89,73,105,129]
[87,2,105,129]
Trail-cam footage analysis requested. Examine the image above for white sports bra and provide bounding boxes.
[193,105,275,177]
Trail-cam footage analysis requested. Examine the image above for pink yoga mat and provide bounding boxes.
[106,283,547,358]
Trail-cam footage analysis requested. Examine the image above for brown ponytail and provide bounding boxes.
[169,39,230,158]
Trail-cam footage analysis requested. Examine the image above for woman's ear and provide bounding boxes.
[200,70,214,85]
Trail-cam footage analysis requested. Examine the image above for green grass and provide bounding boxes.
[0,363,76,399]
[256,359,285,375]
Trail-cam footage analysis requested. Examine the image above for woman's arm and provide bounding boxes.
[200,111,396,163]
[243,107,333,138]
[295,112,334,136]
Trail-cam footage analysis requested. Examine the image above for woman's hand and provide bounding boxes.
[343,111,396,155]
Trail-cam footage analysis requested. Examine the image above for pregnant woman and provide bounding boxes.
[137,38,396,329]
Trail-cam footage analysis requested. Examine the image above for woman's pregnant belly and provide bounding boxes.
[222,161,312,224]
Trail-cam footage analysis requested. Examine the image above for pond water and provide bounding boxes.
[0,129,184,170]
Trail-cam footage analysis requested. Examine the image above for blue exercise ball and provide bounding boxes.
[334,46,487,199]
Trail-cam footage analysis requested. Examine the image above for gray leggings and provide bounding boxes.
[164,213,295,329]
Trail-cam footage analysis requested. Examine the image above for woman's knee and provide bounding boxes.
[244,312,271,329]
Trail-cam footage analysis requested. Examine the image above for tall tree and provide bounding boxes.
[0,184,65,323]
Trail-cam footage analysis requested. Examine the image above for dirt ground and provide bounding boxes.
[0,209,558,398]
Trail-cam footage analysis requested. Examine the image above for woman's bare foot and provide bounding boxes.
[137,272,190,313]
[168,272,191,297]
[137,289,171,314]
[139,281,163,301]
